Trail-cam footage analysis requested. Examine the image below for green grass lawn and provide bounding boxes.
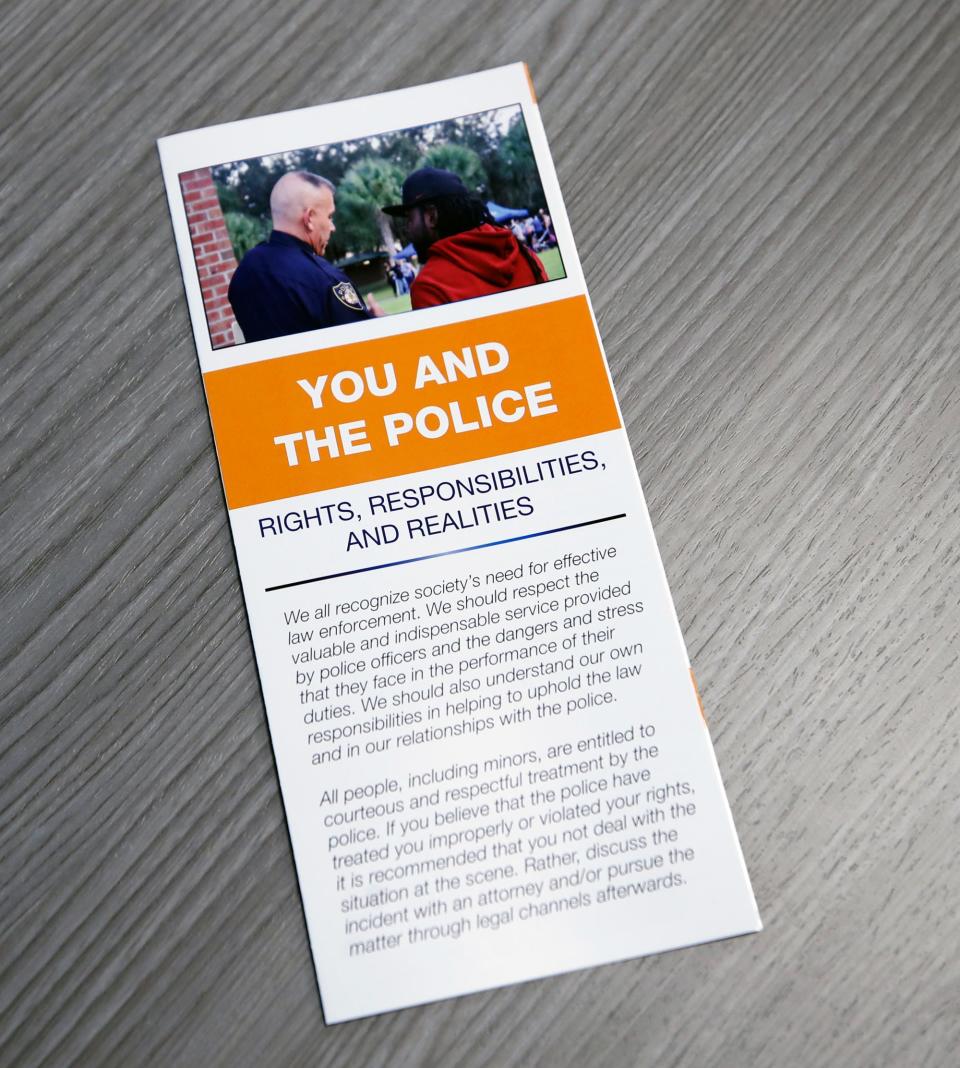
[538,246,565,281]
[364,283,411,316]
[361,245,566,317]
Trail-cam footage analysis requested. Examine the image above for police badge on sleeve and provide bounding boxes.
[332,281,364,309]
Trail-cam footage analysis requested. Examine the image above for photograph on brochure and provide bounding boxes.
[179,103,565,349]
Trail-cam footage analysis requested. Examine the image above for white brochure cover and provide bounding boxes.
[158,63,760,1024]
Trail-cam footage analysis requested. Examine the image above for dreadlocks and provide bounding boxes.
[428,194,493,238]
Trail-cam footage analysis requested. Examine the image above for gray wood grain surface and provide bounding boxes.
[2,0,958,1064]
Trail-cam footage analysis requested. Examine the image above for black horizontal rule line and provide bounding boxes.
[264,513,628,592]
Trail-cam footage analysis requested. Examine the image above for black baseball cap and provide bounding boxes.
[382,167,469,216]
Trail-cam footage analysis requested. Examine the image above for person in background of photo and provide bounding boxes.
[382,167,547,311]
[537,209,557,249]
[386,259,407,296]
[399,257,417,290]
[227,171,382,343]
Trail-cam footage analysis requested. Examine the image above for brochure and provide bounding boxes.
[158,63,760,1024]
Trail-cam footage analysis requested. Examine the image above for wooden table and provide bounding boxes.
[2,0,958,1064]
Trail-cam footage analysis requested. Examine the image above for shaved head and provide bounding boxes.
[270,171,337,254]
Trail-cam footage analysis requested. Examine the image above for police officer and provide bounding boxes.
[228,171,382,343]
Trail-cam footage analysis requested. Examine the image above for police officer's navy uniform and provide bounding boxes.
[228,230,370,343]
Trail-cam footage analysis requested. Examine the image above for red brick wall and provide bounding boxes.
[180,168,240,349]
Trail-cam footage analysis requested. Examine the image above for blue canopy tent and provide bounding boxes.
[486,200,529,223]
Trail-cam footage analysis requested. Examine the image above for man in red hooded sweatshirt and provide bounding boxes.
[383,168,548,310]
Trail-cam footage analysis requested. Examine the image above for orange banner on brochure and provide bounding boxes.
[203,296,621,509]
